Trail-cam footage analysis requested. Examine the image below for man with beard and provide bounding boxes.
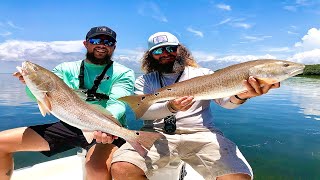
[111,32,280,180]
[0,26,135,180]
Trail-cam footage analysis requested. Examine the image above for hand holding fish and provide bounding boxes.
[235,76,281,101]
[168,96,195,112]
[93,131,118,144]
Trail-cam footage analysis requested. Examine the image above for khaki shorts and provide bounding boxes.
[112,129,253,179]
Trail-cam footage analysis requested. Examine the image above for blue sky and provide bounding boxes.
[0,0,319,71]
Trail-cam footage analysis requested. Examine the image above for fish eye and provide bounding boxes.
[32,66,39,71]
[283,63,289,67]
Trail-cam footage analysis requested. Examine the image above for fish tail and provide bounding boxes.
[127,131,163,157]
[126,131,162,157]
[118,95,153,119]
[128,141,148,157]
[136,131,163,150]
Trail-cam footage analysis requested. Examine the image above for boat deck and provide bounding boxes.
[12,153,204,180]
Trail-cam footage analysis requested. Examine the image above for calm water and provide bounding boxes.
[0,73,320,179]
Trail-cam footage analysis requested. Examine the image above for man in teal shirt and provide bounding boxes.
[0,26,135,180]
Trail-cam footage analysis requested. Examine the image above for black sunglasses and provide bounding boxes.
[88,38,116,46]
[151,46,178,55]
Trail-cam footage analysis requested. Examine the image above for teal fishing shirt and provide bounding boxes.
[26,60,135,127]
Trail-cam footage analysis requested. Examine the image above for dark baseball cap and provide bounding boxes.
[86,26,117,41]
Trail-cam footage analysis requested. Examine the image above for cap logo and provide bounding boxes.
[97,27,108,32]
[153,35,168,44]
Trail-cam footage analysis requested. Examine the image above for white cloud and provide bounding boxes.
[1,27,319,68]
[284,6,297,11]
[193,52,276,64]
[217,18,232,25]
[294,28,320,50]
[196,54,278,70]
[0,40,84,61]
[288,31,299,35]
[215,18,252,29]
[283,0,317,12]
[138,2,168,22]
[192,51,216,62]
[295,0,311,6]
[243,35,272,42]
[0,31,12,37]
[216,4,231,11]
[217,54,276,63]
[114,49,145,62]
[232,23,252,29]
[186,27,204,37]
[7,21,23,30]
[289,49,320,64]
[267,47,291,52]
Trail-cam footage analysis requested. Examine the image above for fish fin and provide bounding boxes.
[135,131,163,150]
[89,104,122,126]
[82,130,94,143]
[37,100,50,117]
[128,141,148,157]
[118,95,152,119]
[43,93,52,111]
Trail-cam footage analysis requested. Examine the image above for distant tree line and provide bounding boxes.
[300,64,320,76]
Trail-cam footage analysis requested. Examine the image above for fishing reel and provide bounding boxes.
[163,115,177,134]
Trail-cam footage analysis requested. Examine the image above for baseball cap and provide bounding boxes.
[86,26,117,41]
[147,32,179,52]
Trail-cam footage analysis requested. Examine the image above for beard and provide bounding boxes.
[152,60,175,73]
[152,55,185,73]
[86,52,112,65]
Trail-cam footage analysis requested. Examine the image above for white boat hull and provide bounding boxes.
[12,151,204,180]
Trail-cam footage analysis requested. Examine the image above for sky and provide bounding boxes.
[0,0,320,72]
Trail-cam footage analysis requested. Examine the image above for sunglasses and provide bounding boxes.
[88,38,116,46]
[151,46,178,55]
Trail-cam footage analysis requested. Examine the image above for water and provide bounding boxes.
[1,73,320,179]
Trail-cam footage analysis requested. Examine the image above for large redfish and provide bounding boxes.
[17,61,163,157]
[119,59,305,119]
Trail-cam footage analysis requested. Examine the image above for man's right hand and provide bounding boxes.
[13,72,26,84]
[168,96,195,112]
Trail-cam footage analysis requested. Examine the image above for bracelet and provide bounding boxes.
[234,94,248,101]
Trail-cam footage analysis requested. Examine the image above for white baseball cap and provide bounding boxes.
[147,32,179,52]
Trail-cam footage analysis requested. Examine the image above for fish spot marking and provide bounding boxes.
[141,96,145,100]
[154,92,159,96]
[167,88,172,91]
[136,132,140,135]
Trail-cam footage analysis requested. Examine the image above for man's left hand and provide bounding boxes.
[93,131,118,144]
[236,76,280,99]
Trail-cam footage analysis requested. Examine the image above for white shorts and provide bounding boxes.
[112,130,253,179]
